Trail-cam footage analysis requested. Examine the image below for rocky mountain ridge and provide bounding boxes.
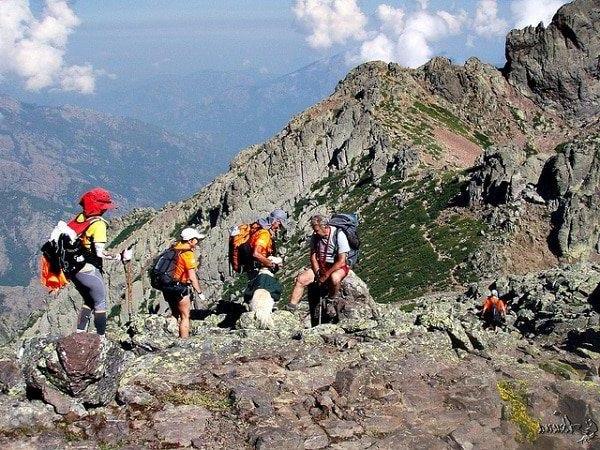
[1,264,599,448]
[16,0,600,341]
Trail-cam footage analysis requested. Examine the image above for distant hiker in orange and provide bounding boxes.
[70,188,132,336]
[482,289,506,329]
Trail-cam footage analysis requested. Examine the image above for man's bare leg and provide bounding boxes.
[289,268,316,306]
[328,268,348,298]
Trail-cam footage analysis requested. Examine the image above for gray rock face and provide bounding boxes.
[540,134,600,259]
[418,57,514,128]
[22,333,125,414]
[467,145,546,206]
[466,133,599,262]
[370,141,420,182]
[505,0,600,122]
[335,271,379,331]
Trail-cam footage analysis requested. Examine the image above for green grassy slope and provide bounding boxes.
[279,168,487,304]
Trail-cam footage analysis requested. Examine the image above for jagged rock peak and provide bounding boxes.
[504,0,600,122]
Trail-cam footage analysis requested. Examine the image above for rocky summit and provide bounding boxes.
[0,0,599,448]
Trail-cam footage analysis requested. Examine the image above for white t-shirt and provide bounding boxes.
[311,226,350,264]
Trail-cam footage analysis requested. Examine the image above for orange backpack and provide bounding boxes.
[228,222,260,273]
[40,217,100,292]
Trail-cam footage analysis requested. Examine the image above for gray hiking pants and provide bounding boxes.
[72,266,107,311]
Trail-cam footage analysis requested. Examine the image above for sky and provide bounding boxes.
[0,0,570,95]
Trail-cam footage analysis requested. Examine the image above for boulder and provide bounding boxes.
[467,145,545,206]
[539,134,600,259]
[334,271,379,327]
[126,314,178,352]
[0,395,59,435]
[236,310,302,334]
[0,357,22,394]
[22,333,125,414]
[152,404,212,447]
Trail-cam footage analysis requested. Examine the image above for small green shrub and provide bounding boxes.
[497,380,540,443]
[163,386,232,411]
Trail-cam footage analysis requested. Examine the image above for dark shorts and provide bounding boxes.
[162,284,191,305]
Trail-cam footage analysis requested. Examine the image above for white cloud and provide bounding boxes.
[293,0,367,49]
[416,0,429,10]
[355,8,467,67]
[377,4,405,36]
[510,0,567,28]
[0,0,99,94]
[60,64,95,94]
[358,33,394,62]
[473,0,508,37]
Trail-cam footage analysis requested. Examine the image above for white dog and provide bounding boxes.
[248,257,282,330]
[250,285,275,330]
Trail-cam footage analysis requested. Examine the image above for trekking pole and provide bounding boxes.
[122,245,134,322]
[318,289,323,326]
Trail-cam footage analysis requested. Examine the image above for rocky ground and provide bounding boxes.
[0,267,599,449]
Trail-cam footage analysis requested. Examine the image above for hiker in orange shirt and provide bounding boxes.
[248,209,289,276]
[482,289,506,329]
[162,228,205,338]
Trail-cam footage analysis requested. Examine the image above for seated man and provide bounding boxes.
[287,214,350,311]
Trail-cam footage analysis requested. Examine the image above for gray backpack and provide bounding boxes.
[329,213,360,267]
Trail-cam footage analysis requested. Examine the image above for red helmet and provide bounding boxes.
[79,188,116,216]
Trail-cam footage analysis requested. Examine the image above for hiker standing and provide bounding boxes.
[160,228,206,339]
[247,209,289,277]
[287,214,351,311]
[228,209,287,324]
[71,188,131,337]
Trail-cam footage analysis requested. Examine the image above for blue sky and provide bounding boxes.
[68,0,504,77]
[3,0,568,94]
[70,1,307,77]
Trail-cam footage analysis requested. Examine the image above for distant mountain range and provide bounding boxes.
[0,96,218,286]
[1,55,351,160]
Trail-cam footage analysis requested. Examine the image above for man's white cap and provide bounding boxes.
[181,227,206,241]
[491,289,498,297]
